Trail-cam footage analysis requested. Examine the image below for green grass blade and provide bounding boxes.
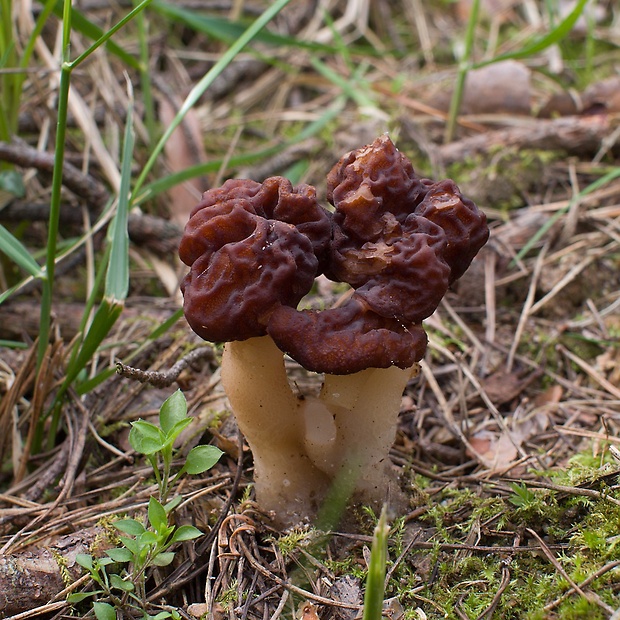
[445,0,480,143]
[105,103,133,302]
[362,506,389,620]
[514,166,620,264]
[135,97,345,204]
[58,103,134,398]
[0,225,43,277]
[131,0,294,199]
[152,0,340,54]
[69,0,153,69]
[52,1,141,69]
[38,64,71,368]
[310,58,376,110]
[474,0,589,69]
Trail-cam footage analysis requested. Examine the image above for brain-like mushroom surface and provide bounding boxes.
[179,177,332,342]
[267,135,489,374]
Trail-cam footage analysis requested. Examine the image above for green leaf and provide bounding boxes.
[159,390,188,435]
[97,557,114,567]
[473,0,589,69]
[164,495,183,513]
[106,547,133,563]
[184,445,224,475]
[0,224,43,278]
[109,573,135,592]
[170,525,202,544]
[148,496,168,534]
[152,551,175,566]
[75,553,94,571]
[129,420,166,455]
[0,170,25,197]
[93,602,117,620]
[139,530,160,546]
[114,518,146,536]
[104,102,133,303]
[67,591,100,603]
[119,535,142,556]
[163,418,193,446]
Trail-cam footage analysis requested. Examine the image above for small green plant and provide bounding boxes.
[69,496,198,619]
[508,482,538,509]
[68,391,222,618]
[129,389,223,503]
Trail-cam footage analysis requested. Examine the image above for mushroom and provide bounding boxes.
[179,136,489,527]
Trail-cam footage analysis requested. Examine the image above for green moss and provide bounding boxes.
[446,148,563,213]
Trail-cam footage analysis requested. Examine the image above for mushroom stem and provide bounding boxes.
[299,365,412,511]
[321,366,411,503]
[221,336,329,525]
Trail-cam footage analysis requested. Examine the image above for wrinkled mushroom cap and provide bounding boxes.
[268,135,489,374]
[179,177,331,342]
[180,136,489,374]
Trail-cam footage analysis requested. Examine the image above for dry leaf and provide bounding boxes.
[468,430,518,469]
[428,60,531,116]
[481,367,540,405]
[534,384,563,408]
[461,61,531,115]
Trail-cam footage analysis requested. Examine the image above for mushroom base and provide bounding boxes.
[221,336,413,528]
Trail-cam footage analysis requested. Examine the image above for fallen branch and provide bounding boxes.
[437,113,619,166]
[0,527,105,617]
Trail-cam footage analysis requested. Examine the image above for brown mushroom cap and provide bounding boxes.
[414,179,489,283]
[180,136,489,374]
[268,296,428,375]
[268,136,489,374]
[179,177,332,342]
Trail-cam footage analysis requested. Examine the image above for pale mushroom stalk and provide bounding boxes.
[300,365,413,507]
[323,365,412,498]
[221,336,329,524]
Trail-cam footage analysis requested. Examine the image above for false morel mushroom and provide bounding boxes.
[180,136,489,527]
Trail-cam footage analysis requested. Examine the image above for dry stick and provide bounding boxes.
[557,344,620,401]
[436,113,619,166]
[476,562,511,620]
[426,337,532,469]
[441,298,485,355]
[236,536,361,612]
[115,346,215,388]
[506,242,548,372]
[526,528,616,615]
[554,426,620,449]
[529,242,617,315]
[483,249,497,372]
[510,478,620,508]
[0,141,109,210]
[544,560,620,613]
[5,601,67,620]
[420,358,490,466]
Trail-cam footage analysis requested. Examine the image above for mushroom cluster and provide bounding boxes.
[180,136,489,527]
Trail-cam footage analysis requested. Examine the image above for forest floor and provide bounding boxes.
[1,1,620,619]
